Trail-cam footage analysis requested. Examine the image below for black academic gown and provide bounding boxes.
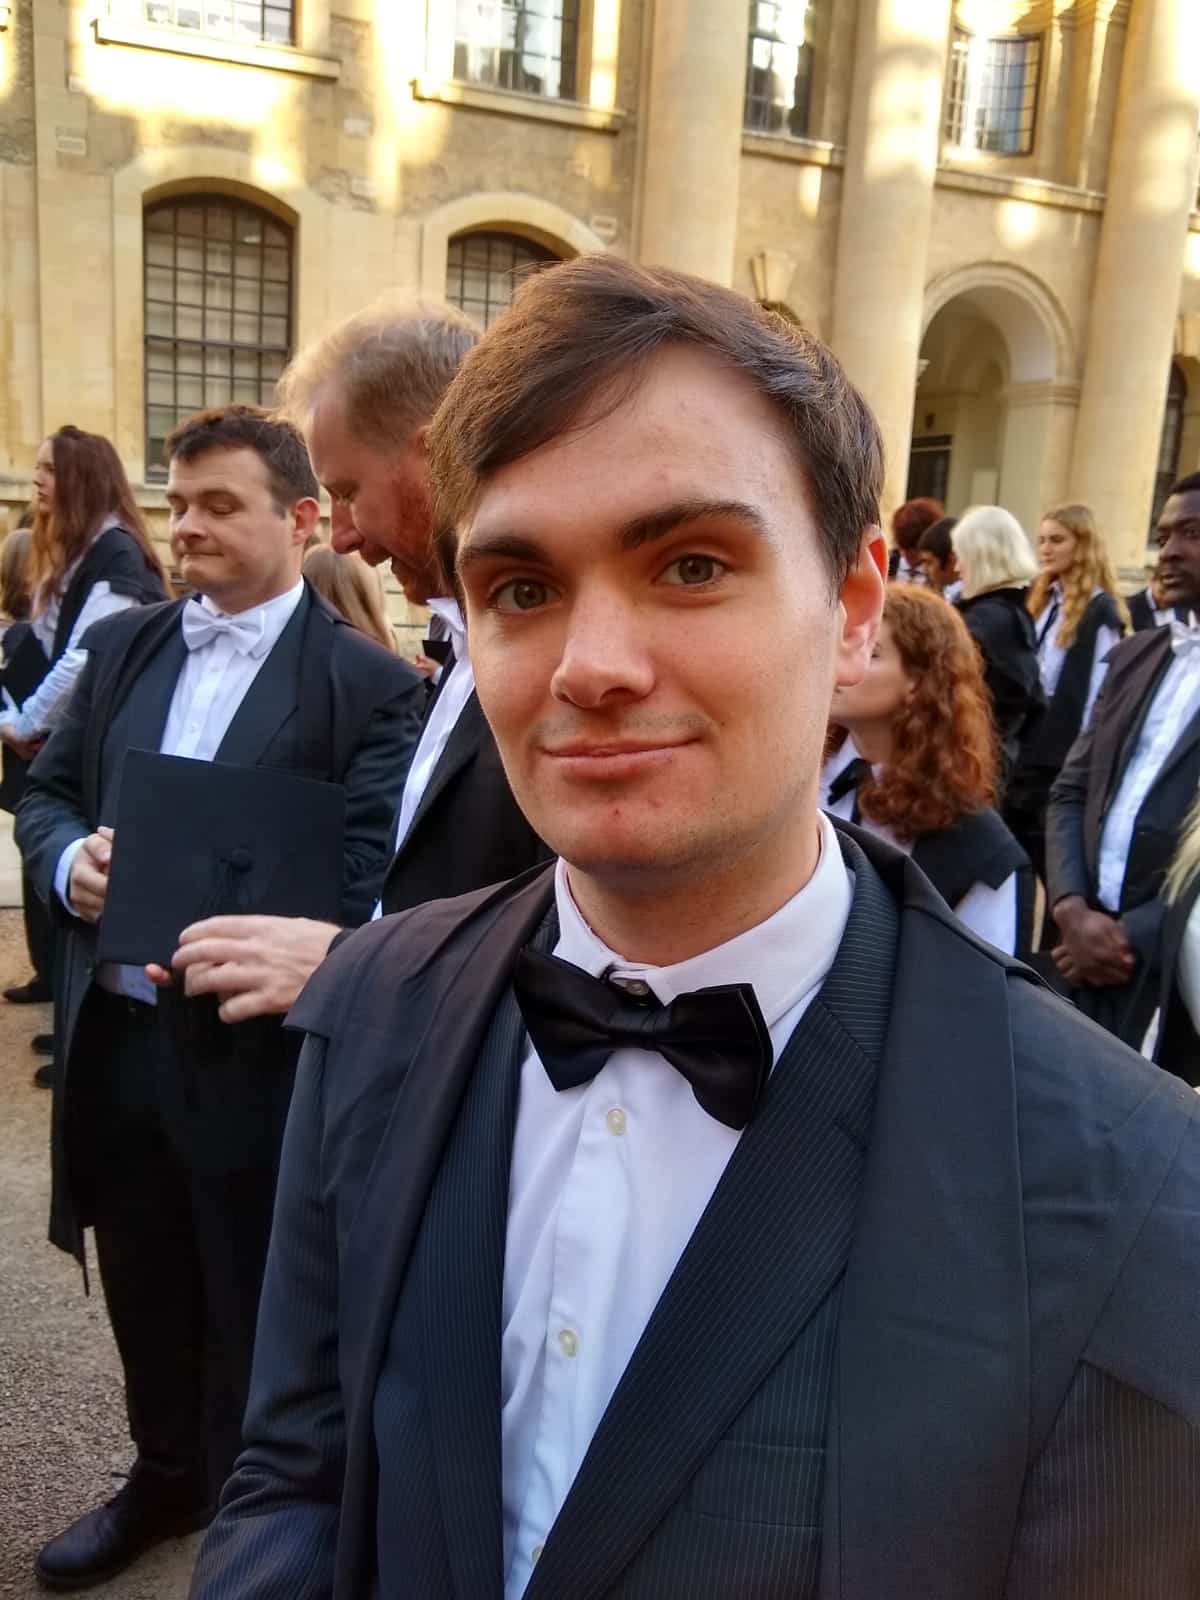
[193,824,1200,1600]
[16,584,425,1265]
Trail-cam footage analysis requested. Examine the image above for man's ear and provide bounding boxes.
[835,526,886,691]
[292,496,322,547]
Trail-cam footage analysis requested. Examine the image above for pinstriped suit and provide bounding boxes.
[191,824,1200,1600]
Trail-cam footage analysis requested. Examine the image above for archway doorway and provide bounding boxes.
[913,271,1070,539]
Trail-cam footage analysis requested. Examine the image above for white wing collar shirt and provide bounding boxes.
[54,579,306,1002]
[501,810,853,1597]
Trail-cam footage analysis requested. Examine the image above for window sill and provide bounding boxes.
[93,18,341,80]
[741,131,844,168]
[935,162,1105,213]
[411,78,623,134]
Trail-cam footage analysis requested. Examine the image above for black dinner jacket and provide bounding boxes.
[1046,624,1200,973]
[15,584,425,1263]
[379,684,552,914]
[192,825,1200,1600]
[1154,870,1200,1086]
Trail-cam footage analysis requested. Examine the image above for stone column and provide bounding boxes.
[635,0,744,284]
[830,0,954,522]
[1069,0,1200,574]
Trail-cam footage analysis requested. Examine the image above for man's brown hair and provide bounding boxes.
[428,255,884,588]
[166,405,318,511]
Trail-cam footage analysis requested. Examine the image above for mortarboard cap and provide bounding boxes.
[96,747,346,968]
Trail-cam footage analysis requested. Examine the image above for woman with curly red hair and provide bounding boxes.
[826,585,1032,955]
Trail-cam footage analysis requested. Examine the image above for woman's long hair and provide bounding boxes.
[1027,502,1129,648]
[0,525,34,621]
[1166,793,1200,905]
[857,586,997,840]
[31,427,165,603]
[303,545,396,653]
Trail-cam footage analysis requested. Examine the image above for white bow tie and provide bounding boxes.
[1169,612,1200,658]
[180,602,266,656]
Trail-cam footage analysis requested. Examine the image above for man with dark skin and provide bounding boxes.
[1048,474,1200,1046]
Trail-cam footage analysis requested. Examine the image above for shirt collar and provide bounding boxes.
[552,811,852,1032]
[427,595,467,660]
[196,577,305,660]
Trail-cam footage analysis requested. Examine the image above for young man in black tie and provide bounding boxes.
[195,262,1200,1599]
[1047,472,1200,1063]
[16,407,423,1590]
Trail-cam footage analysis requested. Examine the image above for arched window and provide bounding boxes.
[744,0,814,139]
[453,0,580,101]
[445,230,558,329]
[143,195,293,477]
[1152,364,1188,533]
[144,0,293,46]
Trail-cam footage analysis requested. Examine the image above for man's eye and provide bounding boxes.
[661,555,725,586]
[492,578,551,613]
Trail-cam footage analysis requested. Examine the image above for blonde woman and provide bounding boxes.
[951,505,1043,786]
[303,545,396,653]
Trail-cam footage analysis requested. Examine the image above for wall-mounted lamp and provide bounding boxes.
[749,249,798,308]
[0,4,12,28]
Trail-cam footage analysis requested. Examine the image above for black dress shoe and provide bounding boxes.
[32,1033,54,1056]
[5,978,51,1004]
[34,1475,211,1592]
[33,1061,53,1090]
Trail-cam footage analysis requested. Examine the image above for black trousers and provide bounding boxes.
[22,864,54,990]
[68,988,279,1505]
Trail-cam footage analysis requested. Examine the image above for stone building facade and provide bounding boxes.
[0,0,1198,603]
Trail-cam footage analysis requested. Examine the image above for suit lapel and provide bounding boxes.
[336,870,557,1599]
[402,688,485,844]
[420,979,540,1600]
[824,865,1030,1600]
[1102,630,1173,809]
[213,590,310,768]
[95,608,187,809]
[525,834,896,1600]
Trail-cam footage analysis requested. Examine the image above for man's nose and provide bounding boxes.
[551,592,655,709]
[329,502,360,555]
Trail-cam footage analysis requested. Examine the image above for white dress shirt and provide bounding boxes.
[1097,642,1200,913]
[824,783,1018,953]
[1035,583,1119,732]
[501,813,852,1598]
[370,598,473,920]
[2,517,139,740]
[54,580,306,1001]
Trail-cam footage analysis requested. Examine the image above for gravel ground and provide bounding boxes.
[0,910,199,1597]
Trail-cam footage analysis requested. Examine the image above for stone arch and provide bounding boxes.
[111,145,328,481]
[419,191,609,298]
[922,261,1076,384]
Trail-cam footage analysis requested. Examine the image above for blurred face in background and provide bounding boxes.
[32,440,55,515]
[1037,518,1077,579]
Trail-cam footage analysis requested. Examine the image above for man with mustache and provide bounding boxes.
[1048,471,1200,1062]
[194,260,1200,1599]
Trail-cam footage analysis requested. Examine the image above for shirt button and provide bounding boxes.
[531,1544,544,1565]
[557,1328,579,1358]
[606,1106,626,1136]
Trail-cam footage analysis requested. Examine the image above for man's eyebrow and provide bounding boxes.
[457,500,769,571]
[617,499,768,550]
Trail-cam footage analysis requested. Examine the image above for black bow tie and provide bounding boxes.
[827,756,871,806]
[512,947,772,1130]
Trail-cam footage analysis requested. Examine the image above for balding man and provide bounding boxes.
[161,302,552,1020]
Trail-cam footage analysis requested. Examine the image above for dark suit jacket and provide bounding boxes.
[1128,588,1187,634]
[1046,626,1200,1039]
[1154,871,1200,1085]
[15,585,425,1261]
[380,685,552,914]
[192,825,1200,1599]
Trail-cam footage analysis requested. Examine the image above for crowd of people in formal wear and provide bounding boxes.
[5,256,1200,1597]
